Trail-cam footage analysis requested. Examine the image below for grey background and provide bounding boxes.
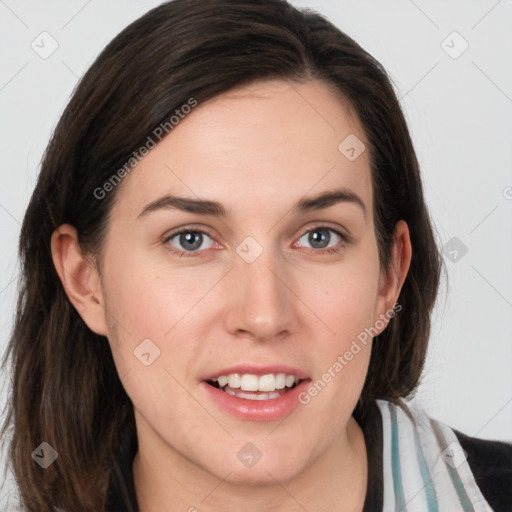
[1,0,511,505]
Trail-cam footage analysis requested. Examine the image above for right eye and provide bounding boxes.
[163,228,218,257]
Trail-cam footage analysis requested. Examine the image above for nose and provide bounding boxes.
[224,245,296,342]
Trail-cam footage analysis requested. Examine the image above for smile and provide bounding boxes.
[207,372,302,401]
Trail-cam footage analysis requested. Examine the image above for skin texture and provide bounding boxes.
[51,79,411,511]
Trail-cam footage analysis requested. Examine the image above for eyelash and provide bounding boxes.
[162,225,348,258]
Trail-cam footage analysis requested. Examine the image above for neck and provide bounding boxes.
[133,416,367,512]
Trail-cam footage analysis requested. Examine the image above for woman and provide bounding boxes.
[2,0,511,511]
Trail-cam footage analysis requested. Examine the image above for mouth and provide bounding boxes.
[205,372,304,401]
[200,366,312,421]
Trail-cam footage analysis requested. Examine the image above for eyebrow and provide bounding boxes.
[137,187,366,219]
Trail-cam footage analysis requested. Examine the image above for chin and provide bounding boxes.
[201,449,311,487]
[226,465,304,487]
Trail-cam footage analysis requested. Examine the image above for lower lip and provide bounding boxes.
[200,380,311,422]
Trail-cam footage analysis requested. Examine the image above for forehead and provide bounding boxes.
[111,79,372,221]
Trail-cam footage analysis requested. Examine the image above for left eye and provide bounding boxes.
[296,227,344,250]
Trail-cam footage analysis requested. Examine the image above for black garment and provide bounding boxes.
[454,429,512,512]
[107,400,512,511]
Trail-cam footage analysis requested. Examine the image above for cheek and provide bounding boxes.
[101,248,207,339]
[297,245,380,403]
[101,267,203,431]
[304,256,381,343]
[299,275,375,427]
[100,250,223,392]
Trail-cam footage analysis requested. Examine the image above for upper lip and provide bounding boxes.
[201,364,310,382]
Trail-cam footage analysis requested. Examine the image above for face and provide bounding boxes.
[64,79,405,485]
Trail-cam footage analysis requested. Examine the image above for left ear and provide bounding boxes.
[373,220,412,329]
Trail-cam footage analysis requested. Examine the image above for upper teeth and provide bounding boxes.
[212,373,299,392]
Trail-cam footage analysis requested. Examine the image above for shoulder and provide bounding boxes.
[454,429,512,512]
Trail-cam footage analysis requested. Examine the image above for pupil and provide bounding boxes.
[181,232,202,250]
[310,229,329,248]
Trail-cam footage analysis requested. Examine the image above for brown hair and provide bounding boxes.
[1,0,442,510]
